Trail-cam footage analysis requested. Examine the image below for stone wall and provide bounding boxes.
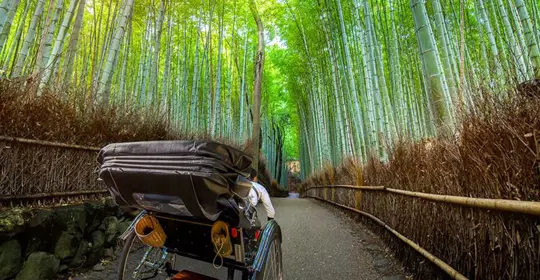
[0,199,132,280]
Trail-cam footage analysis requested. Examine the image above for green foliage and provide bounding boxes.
[275,0,540,177]
[263,45,299,158]
[1,0,539,178]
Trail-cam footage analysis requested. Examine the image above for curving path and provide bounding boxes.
[72,196,406,280]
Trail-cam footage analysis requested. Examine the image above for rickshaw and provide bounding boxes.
[98,140,283,280]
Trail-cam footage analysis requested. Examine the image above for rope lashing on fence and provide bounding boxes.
[307,195,469,280]
[0,135,100,151]
[304,185,540,216]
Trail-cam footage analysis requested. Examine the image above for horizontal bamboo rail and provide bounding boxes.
[308,195,468,280]
[305,185,385,191]
[0,135,100,151]
[305,185,540,216]
[385,188,540,216]
[0,190,109,201]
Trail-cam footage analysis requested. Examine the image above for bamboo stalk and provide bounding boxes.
[308,195,469,280]
[305,185,385,191]
[0,136,100,151]
[307,185,540,216]
[385,188,540,216]
[0,189,108,201]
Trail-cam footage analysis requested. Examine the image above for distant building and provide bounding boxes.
[287,160,300,174]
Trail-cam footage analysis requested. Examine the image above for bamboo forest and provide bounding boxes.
[1,0,539,176]
[1,0,540,279]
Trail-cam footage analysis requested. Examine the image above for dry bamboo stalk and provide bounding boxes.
[308,195,469,280]
[0,135,101,151]
[0,189,109,201]
[385,188,540,216]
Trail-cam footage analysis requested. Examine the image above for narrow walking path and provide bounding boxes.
[72,197,406,280]
[276,197,405,280]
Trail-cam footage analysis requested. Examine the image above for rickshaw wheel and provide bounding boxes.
[118,231,173,280]
[248,221,283,280]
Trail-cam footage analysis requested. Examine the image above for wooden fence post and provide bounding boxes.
[355,190,362,210]
[324,188,329,201]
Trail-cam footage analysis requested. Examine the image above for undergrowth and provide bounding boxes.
[1,78,184,146]
[0,78,277,190]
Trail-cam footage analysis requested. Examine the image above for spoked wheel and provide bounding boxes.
[249,220,283,280]
[118,231,174,280]
[259,238,283,280]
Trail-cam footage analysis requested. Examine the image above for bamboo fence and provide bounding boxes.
[304,185,540,216]
[0,136,106,207]
[305,185,540,280]
[305,185,540,216]
[308,195,468,280]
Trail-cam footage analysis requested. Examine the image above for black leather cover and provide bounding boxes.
[97,140,253,221]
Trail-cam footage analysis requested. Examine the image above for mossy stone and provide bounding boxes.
[15,252,59,280]
[54,232,80,262]
[0,239,23,280]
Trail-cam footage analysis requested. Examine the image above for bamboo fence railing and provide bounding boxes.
[0,135,101,151]
[0,136,106,207]
[304,185,540,216]
[0,190,109,201]
[304,185,540,280]
[308,195,468,280]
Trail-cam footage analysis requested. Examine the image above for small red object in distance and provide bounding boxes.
[255,230,260,241]
[231,227,238,238]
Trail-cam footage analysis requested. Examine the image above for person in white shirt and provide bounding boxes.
[248,173,275,220]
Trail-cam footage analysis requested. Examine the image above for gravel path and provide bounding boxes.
[71,196,406,280]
